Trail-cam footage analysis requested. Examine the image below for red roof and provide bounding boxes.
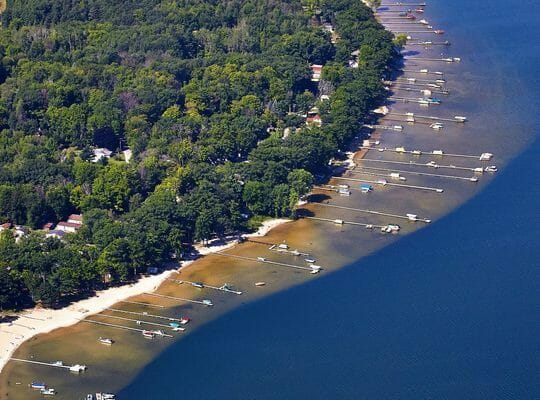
[57,221,81,229]
[68,214,83,222]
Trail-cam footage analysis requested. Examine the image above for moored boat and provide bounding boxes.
[41,388,56,395]
[142,330,155,339]
[31,382,47,390]
[99,337,114,345]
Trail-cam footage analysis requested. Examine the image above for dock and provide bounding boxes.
[389,96,441,105]
[82,319,174,337]
[300,216,390,231]
[96,313,181,331]
[402,69,444,75]
[106,308,186,323]
[359,147,490,160]
[169,278,243,295]
[404,57,459,63]
[385,113,466,123]
[314,203,431,223]
[143,292,214,306]
[355,166,479,182]
[213,252,318,272]
[332,176,444,193]
[9,358,85,371]
[119,300,165,309]
[358,158,490,173]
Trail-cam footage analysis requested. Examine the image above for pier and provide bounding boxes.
[391,86,449,95]
[213,252,318,272]
[360,147,491,160]
[363,124,404,131]
[358,158,489,173]
[389,96,440,105]
[119,300,165,309]
[96,313,181,331]
[404,57,459,62]
[169,278,243,295]
[314,203,431,223]
[385,113,465,123]
[143,292,214,306]
[10,358,85,371]
[332,176,444,193]
[355,166,478,182]
[82,319,174,337]
[300,216,389,230]
[106,308,186,323]
[402,69,444,75]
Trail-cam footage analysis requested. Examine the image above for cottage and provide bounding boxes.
[310,64,323,82]
[92,147,113,163]
[46,230,66,240]
[0,222,12,231]
[42,222,55,231]
[67,214,83,226]
[56,221,81,233]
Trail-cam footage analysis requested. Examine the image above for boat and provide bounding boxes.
[99,337,114,345]
[102,394,116,399]
[255,282,266,286]
[179,316,190,325]
[469,177,479,182]
[277,243,289,250]
[290,249,301,256]
[304,258,316,264]
[479,152,493,161]
[257,257,266,262]
[202,299,213,306]
[41,388,56,395]
[419,68,428,73]
[412,150,422,155]
[432,150,444,155]
[142,330,155,339]
[69,364,87,373]
[152,330,166,336]
[52,361,63,367]
[406,214,418,221]
[426,161,439,168]
[484,166,498,173]
[434,29,445,34]
[191,282,204,288]
[430,123,443,130]
[86,395,94,400]
[172,326,185,332]
[453,57,461,62]
[419,19,429,25]
[454,115,467,122]
[31,382,47,390]
[427,97,441,104]
[415,7,424,13]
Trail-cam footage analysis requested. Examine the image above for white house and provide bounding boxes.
[92,148,113,163]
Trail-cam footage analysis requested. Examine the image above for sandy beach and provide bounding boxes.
[0,218,290,374]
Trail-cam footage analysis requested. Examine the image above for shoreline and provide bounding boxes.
[0,217,291,375]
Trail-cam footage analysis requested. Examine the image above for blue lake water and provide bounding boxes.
[119,1,540,398]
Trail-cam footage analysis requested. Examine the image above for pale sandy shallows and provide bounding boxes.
[0,218,291,374]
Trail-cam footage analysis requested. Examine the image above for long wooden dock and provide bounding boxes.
[10,358,80,371]
[143,292,213,306]
[213,252,317,272]
[360,147,490,160]
[386,113,466,123]
[300,216,389,230]
[168,278,242,295]
[332,176,444,193]
[106,308,185,323]
[314,203,431,223]
[96,313,179,330]
[355,166,478,182]
[359,158,488,173]
[82,319,174,337]
[119,300,165,309]
[402,69,444,75]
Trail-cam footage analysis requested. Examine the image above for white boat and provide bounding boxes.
[395,147,406,153]
[255,282,266,286]
[334,219,344,225]
[453,57,461,62]
[474,167,484,173]
[152,330,165,336]
[257,257,266,262]
[454,115,467,122]
[419,19,429,25]
[86,395,94,400]
[406,214,418,221]
[179,316,190,325]
[479,152,493,161]
[52,361,63,367]
[99,337,114,345]
[202,299,213,306]
[290,250,301,256]
[430,123,443,130]
[485,166,498,173]
[278,243,289,250]
[69,364,87,373]
[191,282,204,288]
[426,161,439,168]
[432,150,444,155]
[142,330,155,339]
[41,388,56,395]
[469,177,479,182]
[304,258,316,264]
[412,150,422,155]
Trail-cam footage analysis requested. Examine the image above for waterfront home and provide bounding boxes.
[67,214,83,225]
[92,147,113,163]
[306,114,322,127]
[56,222,81,233]
[310,64,322,82]
[46,230,66,240]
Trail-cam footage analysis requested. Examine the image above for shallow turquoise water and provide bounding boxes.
[116,1,540,398]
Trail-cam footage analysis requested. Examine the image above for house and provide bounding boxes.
[306,115,322,127]
[310,64,323,82]
[67,214,83,226]
[92,147,113,163]
[322,23,334,33]
[320,94,330,101]
[0,222,11,231]
[46,230,66,240]
[56,222,81,233]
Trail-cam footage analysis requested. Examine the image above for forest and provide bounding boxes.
[0,0,396,310]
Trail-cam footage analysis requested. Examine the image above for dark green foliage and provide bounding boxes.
[0,0,395,310]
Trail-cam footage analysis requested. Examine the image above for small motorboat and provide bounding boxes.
[434,29,445,35]
[69,364,87,373]
[255,282,266,287]
[99,337,114,345]
[31,382,47,390]
[142,330,155,339]
[41,388,56,395]
[191,282,204,288]
[257,257,266,262]
[179,316,190,325]
[304,258,316,264]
